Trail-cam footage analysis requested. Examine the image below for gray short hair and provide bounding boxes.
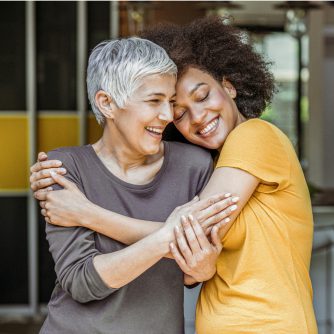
[87,37,177,125]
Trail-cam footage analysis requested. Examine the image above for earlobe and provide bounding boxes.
[222,78,237,99]
[95,90,116,120]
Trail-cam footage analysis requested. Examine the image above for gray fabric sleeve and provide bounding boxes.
[45,149,117,303]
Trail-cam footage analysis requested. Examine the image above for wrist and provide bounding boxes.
[199,268,216,282]
[153,226,174,256]
[81,201,100,227]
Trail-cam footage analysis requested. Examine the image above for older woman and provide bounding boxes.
[33,37,235,334]
[32,17,317,334]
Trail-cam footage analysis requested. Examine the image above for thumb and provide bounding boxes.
[50,171,76,190]
[211,225,223,253]
[38,151,48,162]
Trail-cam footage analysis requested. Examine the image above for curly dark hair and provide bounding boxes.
[140,16,276,119]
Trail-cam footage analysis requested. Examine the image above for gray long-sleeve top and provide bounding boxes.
[40,142,212,334]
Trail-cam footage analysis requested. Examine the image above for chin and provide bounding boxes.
[142,145,160,156]
[193,136,224,150]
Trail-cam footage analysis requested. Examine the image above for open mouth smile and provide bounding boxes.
[145,126,164,138]
[197,117,219,137]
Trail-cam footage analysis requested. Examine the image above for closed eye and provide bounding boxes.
[198,92,209,102]
[174,109,186,122]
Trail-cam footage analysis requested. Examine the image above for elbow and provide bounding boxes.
[57,258,117,303]
[59,274,117,304]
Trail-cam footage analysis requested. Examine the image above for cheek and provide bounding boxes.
[209,92,228,111]
[174,121,193,138]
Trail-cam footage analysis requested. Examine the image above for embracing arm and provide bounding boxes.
[31,152,236,245]
[46,209,175,303]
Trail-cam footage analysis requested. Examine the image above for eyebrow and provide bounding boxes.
[147,93,176,98]
[189,83,207,96]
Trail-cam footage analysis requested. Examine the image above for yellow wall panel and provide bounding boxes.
[88,114,103,144]
[37,114,79,153]
[0,115,28,190]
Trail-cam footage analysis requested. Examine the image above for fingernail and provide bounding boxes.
[232,196,239,203]
[188,214,194,222]
[224,193,231,198]
[175,225,180,232]
[224,217,231,223]
[230,205,237,212]
[55,161,62,166]
[59,168,66,173]
[169,242,174,249]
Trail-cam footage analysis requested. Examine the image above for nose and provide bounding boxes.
[158,102,173,123]
[190,107,207,125]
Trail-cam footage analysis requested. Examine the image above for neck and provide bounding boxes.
[92,123,163,174]
[236,110,247,126]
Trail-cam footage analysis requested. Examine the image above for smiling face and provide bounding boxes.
[110,73,176,156]
[173,67,245,150]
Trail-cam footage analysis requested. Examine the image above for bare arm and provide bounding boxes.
[168,167,259,285]
[31,152,237,245]
[93,222,172,289]
[199,166,259,239]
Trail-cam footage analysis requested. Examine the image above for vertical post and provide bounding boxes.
[26,1,38,316]
[305,9,324,187]
[110,1,119,39]
[77,2,88,146]
[296,35,303,160]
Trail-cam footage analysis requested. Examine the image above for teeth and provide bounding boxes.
[146,126,163,135]
[199,118,218,135]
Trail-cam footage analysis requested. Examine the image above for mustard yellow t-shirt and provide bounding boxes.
[196,119,317,334]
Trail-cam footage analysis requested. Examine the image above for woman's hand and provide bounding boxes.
[39,173,94,227]
[170,215,223,283]
[30,152,66,193]
[163,192,238,239]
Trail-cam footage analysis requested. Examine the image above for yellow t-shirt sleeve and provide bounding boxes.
[216,119,291,193]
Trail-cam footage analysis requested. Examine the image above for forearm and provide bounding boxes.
[83,202,163,245]
[93,228,171,288]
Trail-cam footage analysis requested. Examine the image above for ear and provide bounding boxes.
[222,78,237,99]
[95,90,118,120]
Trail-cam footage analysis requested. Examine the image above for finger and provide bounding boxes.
[204,225,213,236]
[217,217,234,238]
[189,215,211,249]
[45,217,51,224]
[169,242,190,274]
[31,177,55,192]
[201,204,237,230]
[197,196,239,223]
[41,209,47,217]
[34,187,53,201]
[40,201,46,209]
[174,224,193,263]
[30,160,63,173]
[37,152,48,162]
[30,168,67,183]
[194,193,232,212]
[49,172,76,190]
[182,215,201,254]
[211,225,223,253]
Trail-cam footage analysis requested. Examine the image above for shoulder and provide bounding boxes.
[47,146,93,177]
[223,119,290,154]
[166,141,213,167]
[228,119,285,142]
[47,145,90,161]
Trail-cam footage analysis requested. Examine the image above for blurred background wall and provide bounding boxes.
[0,1,333,333]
